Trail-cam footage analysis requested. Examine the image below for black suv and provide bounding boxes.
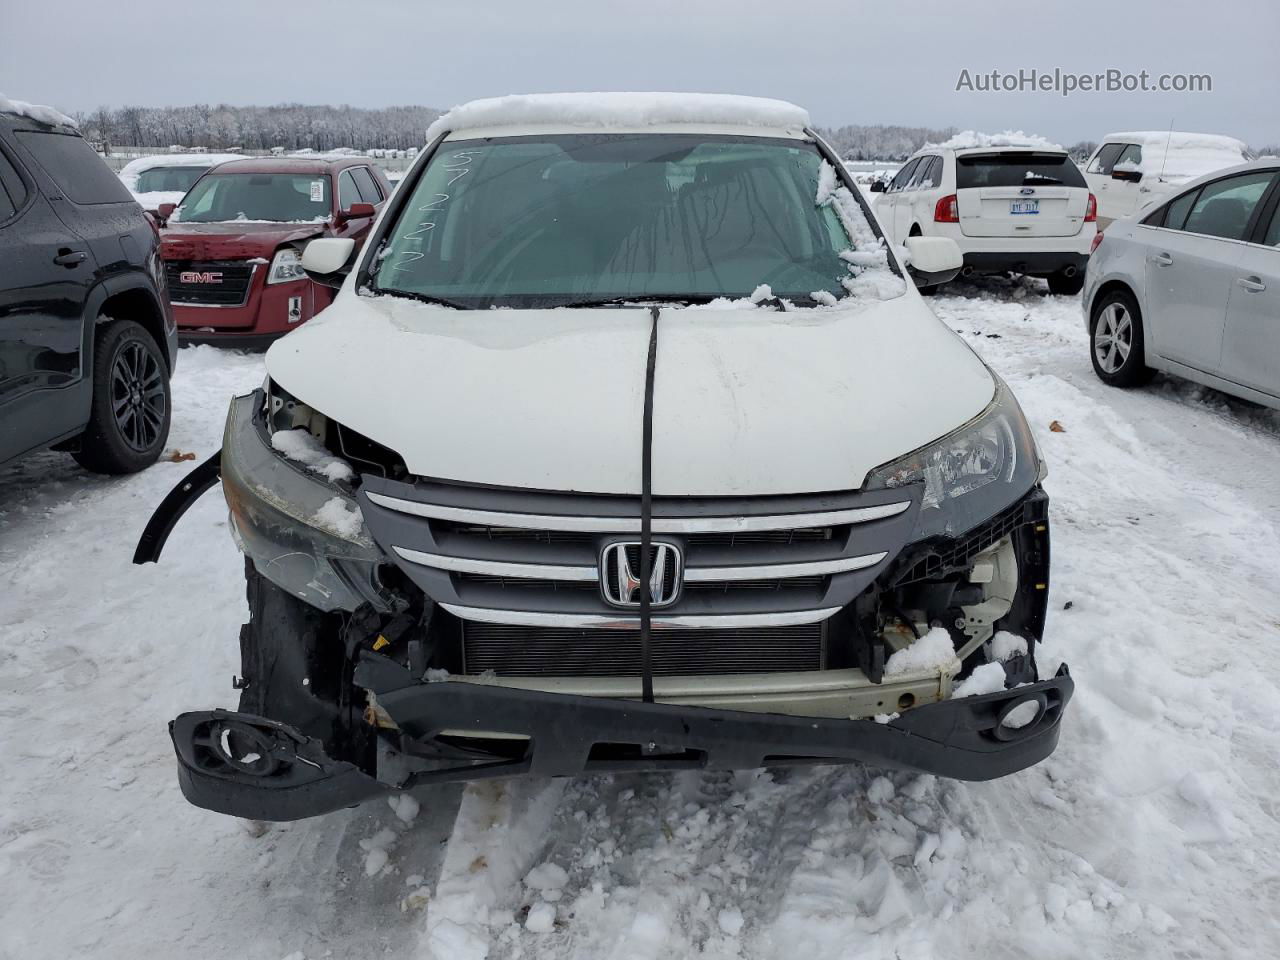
[0,104,176,473]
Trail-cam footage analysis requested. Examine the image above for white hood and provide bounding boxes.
[265,294,994,497]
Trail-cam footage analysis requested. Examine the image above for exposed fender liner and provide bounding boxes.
[133,452,222,564]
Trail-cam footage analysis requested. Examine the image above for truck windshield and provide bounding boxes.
[371,134,900,308]
[134,166,208,194]
[173,173,331,223]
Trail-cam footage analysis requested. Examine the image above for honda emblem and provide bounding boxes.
[600,541,682,608]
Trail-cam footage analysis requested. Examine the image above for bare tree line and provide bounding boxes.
[71,103,1273,162]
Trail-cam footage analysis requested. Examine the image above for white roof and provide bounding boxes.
[426,92,811,142]
[926,130,1063,152]
[117,153,248,190]
[0,93,75,127]
[1101,131,1249,181]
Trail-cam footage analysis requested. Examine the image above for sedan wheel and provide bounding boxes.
[1093,302,1133,374]
[1088,289,1153,388]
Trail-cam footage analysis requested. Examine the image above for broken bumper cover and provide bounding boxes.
[171,663,1073,820]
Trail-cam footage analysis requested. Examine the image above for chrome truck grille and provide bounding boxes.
[357,477,921,677]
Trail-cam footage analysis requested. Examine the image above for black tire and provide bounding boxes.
[1088,288,1155,387]
[72,318,171,474]
[1047,271,1085,296]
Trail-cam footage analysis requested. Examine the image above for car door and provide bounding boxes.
[895,155,940,239]
[1142,170,1275,375]
[332,167,375,243]
[348,166,385,244]
[0,134,97,464]
[875,157,919,244]
[1219,174,1280,396]
[1085,143,1126,226]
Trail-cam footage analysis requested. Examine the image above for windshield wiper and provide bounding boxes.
[557,295,711,309]
[1023,175,1063,185]
[371,289,474,310]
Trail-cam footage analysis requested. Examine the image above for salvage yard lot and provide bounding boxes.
[2,283,1278,959]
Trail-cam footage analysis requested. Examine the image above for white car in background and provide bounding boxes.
[117,152,246,209]
[1083,132,1251,228]
[872,133,1096,295]
[1083,159,1280,406]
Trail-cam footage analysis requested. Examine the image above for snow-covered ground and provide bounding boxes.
[2,283,1279,959]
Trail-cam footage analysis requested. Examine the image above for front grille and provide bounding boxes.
[164,260,255,305]
[462,623,824,677]
[444,524,834,548]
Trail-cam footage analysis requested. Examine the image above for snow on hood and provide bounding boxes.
[426,92,811,141]
[929,130,1063,151]
[117,153,248,189]
[1103,131,1249,182]
[264,292,993,497]
[0,93,75,127]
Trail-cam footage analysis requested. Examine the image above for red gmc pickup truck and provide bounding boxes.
[158,157,391,345]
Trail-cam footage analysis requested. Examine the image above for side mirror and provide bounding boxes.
[869,180,886,193]
[1111,168,1142,183]
[335,201,376,224]
[156,202,176,226]
[302,237,357,288]
[903,236,964,288]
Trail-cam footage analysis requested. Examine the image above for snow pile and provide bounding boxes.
[990,629,1029,661]
[951,661,1008,698]
[884,626,960,677]
[313,497,364,539]
[0,93,75,127]
[427,92,810,141]
[931,130,1063,151]
[1103,131,1248,182]
[817,161,907,302]
[269,428,355,482]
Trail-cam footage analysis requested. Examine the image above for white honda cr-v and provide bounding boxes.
[873,135,1097,294]
[138,93,1072,822]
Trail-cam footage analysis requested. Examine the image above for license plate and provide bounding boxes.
[1010,199,1039,215]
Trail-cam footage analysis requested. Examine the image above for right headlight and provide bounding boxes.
[863,376,1042,540]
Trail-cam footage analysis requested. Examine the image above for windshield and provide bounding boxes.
[956,153,1086,188]
[370,134,900,308]
[134,166,208,194]
[173,173,331,223]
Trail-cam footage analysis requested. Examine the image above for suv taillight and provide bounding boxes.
[1085,193,1097,222]
[934,194,959,223]
[1091,232,1104,254]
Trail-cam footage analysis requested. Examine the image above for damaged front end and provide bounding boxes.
[141,388,1072,821]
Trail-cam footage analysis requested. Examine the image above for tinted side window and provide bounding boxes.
[1266,204,1280,247]
[0,147,27,211]
[1087,143,1126,176]
[351,166,382,203]
[13,131,133,204]
[888,158,920,193]
[0,180,13,220]
[338,170,361,210]
[1182,172,1274,241]
[1160,189,1199,231]
[922,156,944,188]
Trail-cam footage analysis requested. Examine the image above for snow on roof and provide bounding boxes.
[426,92,811,141]
[928,130,1063,152]
[1102,131,1249,181]
[118,153,248,186]
[0,93,75,127]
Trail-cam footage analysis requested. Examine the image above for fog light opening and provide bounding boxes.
[993,693,1048,741]
[897,692,916,711]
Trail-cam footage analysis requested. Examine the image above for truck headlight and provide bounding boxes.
[267,247,307,285]
[863,376,1041,539]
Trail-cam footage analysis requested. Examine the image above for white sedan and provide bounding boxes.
[1082,160,1280,407]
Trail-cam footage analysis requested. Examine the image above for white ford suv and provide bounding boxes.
[873,135,1097,294]
[136,94,1072,821]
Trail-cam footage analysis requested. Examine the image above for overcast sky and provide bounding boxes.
[2,0,1275,145]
